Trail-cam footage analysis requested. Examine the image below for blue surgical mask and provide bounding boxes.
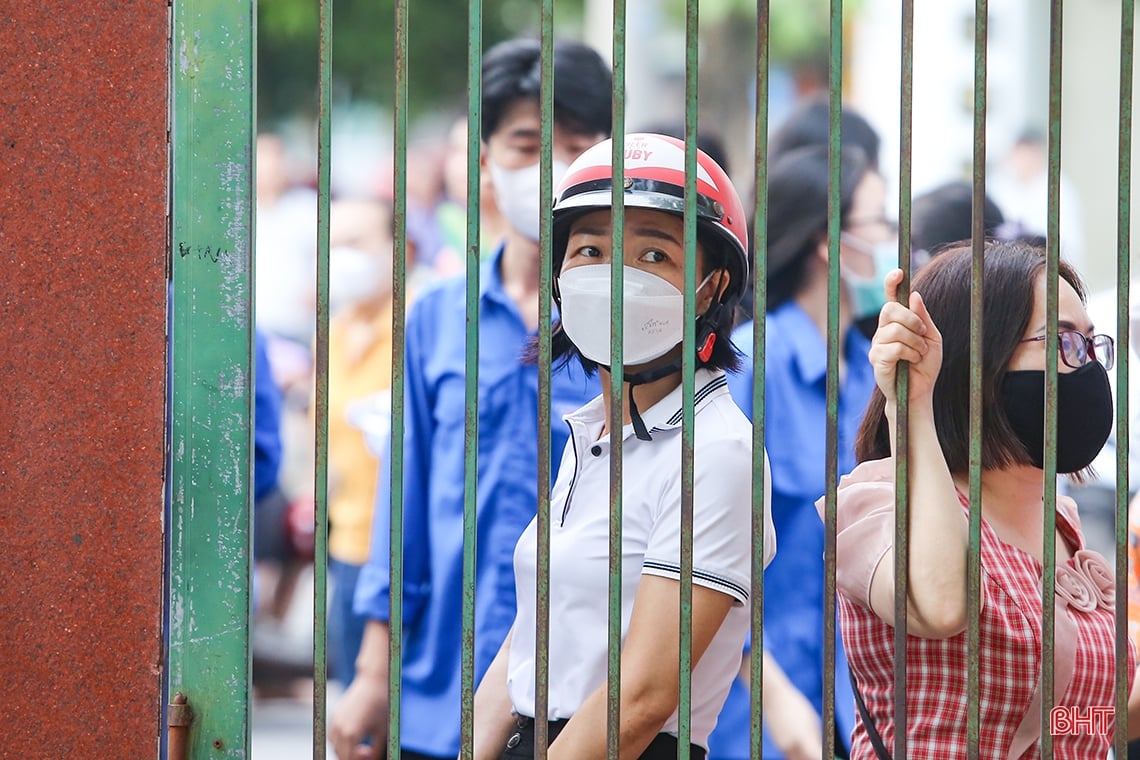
[839,233,899,321]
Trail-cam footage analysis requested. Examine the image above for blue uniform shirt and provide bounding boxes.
[708,302,875,760]
[354,245,597,757]
[253,331,283,502]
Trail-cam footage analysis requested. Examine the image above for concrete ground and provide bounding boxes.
[251,564,341,759]
[252,689,340,759]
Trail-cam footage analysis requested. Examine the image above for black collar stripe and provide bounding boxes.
[663,375,728,427]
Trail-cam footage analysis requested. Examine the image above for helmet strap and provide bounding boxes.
[695,298,730,364]
[622,360,683,442]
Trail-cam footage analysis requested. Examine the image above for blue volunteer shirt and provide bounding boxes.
[708,301,875,760]
[354,245,597,757]
[253,331,283,502]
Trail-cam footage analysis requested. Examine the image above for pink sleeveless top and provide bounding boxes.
[829,458,1134,759]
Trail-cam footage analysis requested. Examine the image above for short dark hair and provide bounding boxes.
[635,122,732,176]
[911,180,1005,256]
[854,240,1089,477]
[770,95,881,170]
[481,38,612,142]
[761,144,873,312]
[543,225,742,376]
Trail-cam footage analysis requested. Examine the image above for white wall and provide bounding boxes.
[850,0,1140,294]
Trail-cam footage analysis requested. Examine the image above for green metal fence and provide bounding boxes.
[167,1,1137,758]
[168,0,256,756]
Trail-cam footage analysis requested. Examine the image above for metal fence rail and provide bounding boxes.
[166,1,1138,758]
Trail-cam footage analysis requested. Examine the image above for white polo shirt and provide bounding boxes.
[506,368,775,750]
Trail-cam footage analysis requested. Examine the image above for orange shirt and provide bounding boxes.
[327,300,393,564]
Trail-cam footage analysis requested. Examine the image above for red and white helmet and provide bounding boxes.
[551,132,749,304]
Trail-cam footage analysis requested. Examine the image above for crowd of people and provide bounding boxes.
[247,32,1140,760]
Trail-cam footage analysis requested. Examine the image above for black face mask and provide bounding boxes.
[1000,360,1113,474]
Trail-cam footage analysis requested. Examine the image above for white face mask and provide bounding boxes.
[487,160,570,242]
[558,265,712,366]
[329,246,391,313]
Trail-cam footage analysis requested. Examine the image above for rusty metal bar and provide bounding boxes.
[167,692,194,760]
[678,2,700,756]
[460,1,483,757]
[750,2,771,757]
[822,0,843,756]
[387,0,411,756]
[1115,0,1135,752]
[313,0,334,754]
[1040,2,1064,756]
[535,4,555,756]
[606,3,628,758]
[892,1,915,757]
[966,2,989,757]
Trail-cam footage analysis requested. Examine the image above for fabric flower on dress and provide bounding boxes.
[1055,563,1098,613]
[1073,548,1115,610]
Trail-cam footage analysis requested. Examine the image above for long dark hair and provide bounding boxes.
[854,240,1088,475]
[757,144,872,314]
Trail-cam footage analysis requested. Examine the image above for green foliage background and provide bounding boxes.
[258,0,586,127]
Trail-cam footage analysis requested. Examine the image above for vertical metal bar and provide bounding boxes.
[751,2,771,758]
[1115,0,1135,752]
[1041,5,1063,757]
[966,2,988,757]
[535,4,555,757]
[892,2,915,757]
[313,0,333,754]
[461,1,483,757]
[168,0,256,755]
[388,0,411,755]
[608,3,627,756]
[678,3,699,757]
[822,0,843,757]
[1040,2,1063,757]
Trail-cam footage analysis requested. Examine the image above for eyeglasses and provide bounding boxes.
[1020,330,1115,371]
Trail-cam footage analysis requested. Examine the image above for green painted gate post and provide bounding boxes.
[168,0,257,756]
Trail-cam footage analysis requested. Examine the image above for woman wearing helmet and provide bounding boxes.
[471,133,775,760]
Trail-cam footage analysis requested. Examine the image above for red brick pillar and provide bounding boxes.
[0,4,168,756]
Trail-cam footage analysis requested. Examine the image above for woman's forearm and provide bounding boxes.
[545,679,671,760]
[875,401,969,637]
[472,629,518,760]
[547,580,733,759]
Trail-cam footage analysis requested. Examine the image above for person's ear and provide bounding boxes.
[478,145,497,202]
[815,236,831,264]
[697,269,729,314]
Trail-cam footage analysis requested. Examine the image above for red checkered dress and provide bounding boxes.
[830,459,1134,759]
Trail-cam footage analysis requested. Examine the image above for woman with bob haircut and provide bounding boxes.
[470,133,775,760]
[828,240,1140,758]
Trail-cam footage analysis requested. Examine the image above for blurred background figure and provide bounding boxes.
[637,121,732,174]
[324,196,400,686]
[431,115,510,276]
[988,129,1086,271]
[719,137,890,760]
[251,132,321,697]
[910,179,1006,262]
[255,132,319,394]
[770,94,882,172]
[329,37,611,760]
